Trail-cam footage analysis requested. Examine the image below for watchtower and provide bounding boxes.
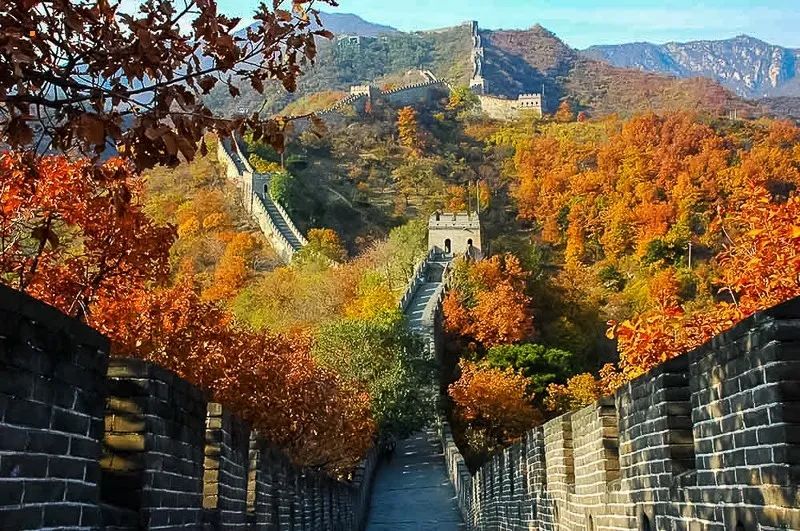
[350,84,380,100]
[428,212,482,260]
[517,93,543,115]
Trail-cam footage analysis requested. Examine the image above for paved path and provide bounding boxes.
[365,255,464,530]
[220,137,305,253]
[365,430,465,531]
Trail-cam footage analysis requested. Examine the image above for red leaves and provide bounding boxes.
[0,152,175,318]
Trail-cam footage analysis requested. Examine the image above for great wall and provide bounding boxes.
[1,24,799,531]
[2,135,798,528]
[282,20,544,123]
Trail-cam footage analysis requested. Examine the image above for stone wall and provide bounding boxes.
[217,136,307,264]
[0,284,108,530]
[381,81,446,106]
[478,94,544,121]
[438,296,800,530]
[0,286,377,530]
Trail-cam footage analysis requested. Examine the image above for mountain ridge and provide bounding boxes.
[583,34,800,98]
[315,12,399,36]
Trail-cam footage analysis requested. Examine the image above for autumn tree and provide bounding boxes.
[447,85,480,115]
[547,184,800,410]
[449,360,541,459]
[443,254,533,347]
[397,106,423,157]
[293,228,347,265]
[554,100,575,122]
[92,271,375,474]
[0,153,174,318]
[0,0,336,170]
[445,185,468,211]
[202,232,259,303]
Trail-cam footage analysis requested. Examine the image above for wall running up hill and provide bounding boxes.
[217,136,308,264]
[437,296,800,530]
[0,284,377,530]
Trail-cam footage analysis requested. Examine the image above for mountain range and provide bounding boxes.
[583,35,800,99]
[312,12,398,37]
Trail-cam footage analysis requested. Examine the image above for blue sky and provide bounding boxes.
[217,0,800,49]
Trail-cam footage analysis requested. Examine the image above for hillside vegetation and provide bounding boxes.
[206,24,473,117]
[481,26,756,117]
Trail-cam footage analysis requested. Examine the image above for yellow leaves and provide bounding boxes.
[344,274,396,320]
[202,212,225,230]
[397,106,423,158]
[177,216,200,238]
[791,226,800,239]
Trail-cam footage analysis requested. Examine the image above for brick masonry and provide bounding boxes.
[0,284,108,530]
[0,286,377,530]
[438,296,800,530]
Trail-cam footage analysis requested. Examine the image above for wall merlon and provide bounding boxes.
[0,287,378,530]
[436,292,800,530]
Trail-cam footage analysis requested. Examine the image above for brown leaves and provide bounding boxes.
[0,0,337,170]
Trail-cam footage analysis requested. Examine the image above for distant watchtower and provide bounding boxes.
[428,212,482,260]
[350,84,380,100]
[517,93,542,114]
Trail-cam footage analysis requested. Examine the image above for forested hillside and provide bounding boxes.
[481,26,755,116]
[6,0,800,482]
[204,24,473,117]
[584,35,800,99]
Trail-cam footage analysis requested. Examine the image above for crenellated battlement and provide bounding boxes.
[437,296,800,530]
[0,284,377,530]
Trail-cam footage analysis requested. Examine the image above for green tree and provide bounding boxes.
[313,312,435,438]
[269,170,298,210]
[483,343,575,397]
[447,85,480,115]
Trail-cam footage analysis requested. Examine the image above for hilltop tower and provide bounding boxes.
[428,212,482,260]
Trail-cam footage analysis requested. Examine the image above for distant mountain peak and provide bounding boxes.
[583,35,800,99]
[316,11,398,37]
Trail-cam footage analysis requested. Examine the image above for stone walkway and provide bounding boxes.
[365,430,465,530]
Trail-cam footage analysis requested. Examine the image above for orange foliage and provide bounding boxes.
[445,185,467,211]
[0,152,174,318]
[512,112,771,260]
[0,152,374,473]
[443,254,533,347]
[397,106,423,157]
[611,188,800,379]
[554,100,575,122]
[92,271,375,473]
[449,360,540,447]
[202,233,258,302]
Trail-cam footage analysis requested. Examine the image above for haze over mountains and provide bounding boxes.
[313,12,398,37]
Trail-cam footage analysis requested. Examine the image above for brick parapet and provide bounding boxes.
[0,287,378,530]
[0,284,108,530]
[436,296,800,530]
